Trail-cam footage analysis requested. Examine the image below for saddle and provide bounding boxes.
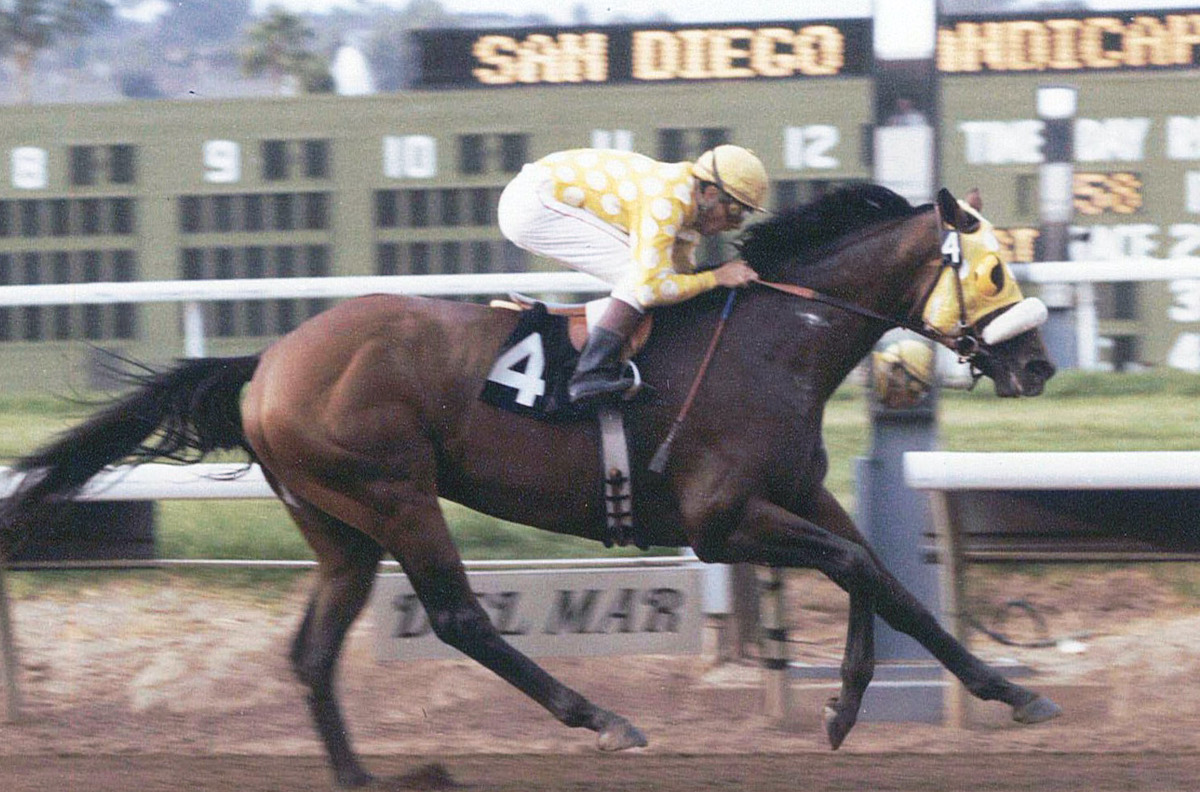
[490,293,653,359]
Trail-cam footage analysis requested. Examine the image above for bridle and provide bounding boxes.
[753,203,994,381]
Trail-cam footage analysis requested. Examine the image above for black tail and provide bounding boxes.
[1,354,260,557]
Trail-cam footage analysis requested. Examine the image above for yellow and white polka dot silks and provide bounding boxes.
[533,149,716,309]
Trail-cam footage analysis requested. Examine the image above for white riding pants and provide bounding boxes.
[497,164,641,310]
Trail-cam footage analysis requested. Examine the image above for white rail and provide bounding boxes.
[0,462,696,569]
[0,272,610,306]
[1009,258,1200,283]
[904,451,1200,491]
[0,260,1190,363]
[0,463,272,500]
[0,271,611,357]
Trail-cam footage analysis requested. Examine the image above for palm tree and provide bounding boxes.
[0,0,113,103]
[239,6,329,96]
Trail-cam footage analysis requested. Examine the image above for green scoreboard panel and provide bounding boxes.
[0,19,874,393]
[938,10,1200,370]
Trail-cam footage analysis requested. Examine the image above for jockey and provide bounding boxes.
[497,144,766,406]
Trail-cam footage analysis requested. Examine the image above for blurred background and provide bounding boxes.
[0,0,1198,386]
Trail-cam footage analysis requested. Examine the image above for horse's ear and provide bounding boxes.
[965,188,982,211]
[936,189,957,227]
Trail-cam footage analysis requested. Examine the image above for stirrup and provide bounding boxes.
[621,360,644,400]
[568,362,644,406]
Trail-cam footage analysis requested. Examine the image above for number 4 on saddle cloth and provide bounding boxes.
[481,295,652,421]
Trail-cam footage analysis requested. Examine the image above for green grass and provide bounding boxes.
[3,369,1200,563]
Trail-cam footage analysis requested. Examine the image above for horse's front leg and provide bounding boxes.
[697,498,875,747]
[826,588,874,749]
[701,494,1060,747]
[798,488,1060,726]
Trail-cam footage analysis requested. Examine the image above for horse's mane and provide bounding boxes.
[737,183,924,279]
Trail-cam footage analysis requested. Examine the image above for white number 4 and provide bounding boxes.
[487,333,546,407]
[941,231,962,266]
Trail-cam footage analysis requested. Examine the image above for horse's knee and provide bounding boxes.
[841,655,874,692]
[830,545,878,592]
[428,604,494,651]
[291,647,328,692]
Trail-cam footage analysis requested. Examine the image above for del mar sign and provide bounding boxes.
[370,565,705,661]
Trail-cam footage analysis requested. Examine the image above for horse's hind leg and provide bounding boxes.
[374,485,647,751]
[280,491,384,789]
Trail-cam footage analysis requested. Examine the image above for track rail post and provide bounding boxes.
[0,563,21,723]
[758,566,790,722]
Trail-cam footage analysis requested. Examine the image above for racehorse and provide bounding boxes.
[1,185,1059,788]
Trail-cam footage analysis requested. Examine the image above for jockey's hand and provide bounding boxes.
[713,259,760,289]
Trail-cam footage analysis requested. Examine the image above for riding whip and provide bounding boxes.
[648,290,737,474]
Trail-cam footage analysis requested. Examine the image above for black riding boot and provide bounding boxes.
[568,300,642,405]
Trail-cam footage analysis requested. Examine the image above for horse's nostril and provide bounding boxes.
[1026,360,1056,382]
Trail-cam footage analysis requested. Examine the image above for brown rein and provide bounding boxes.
[753,279,946,347]
[752,203,983,360]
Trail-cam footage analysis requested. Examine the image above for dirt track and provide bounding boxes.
[3,752,1200,792]
[3,567,1200,790]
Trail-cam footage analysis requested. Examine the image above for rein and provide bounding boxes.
[754,204,991,372]
[648,290,737,474]
[752,278,974,356]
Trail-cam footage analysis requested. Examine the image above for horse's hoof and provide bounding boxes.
[1013,694,1062,725]
[335,768,374,789]
[597,716,649,751]
[823,697,857,750]
[374,763,459,790]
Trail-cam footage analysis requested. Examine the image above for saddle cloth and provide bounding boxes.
[480,301,580,420]
[481,296,651,421]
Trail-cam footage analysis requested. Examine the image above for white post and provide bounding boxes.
[0,564,21,722]
[758,566,790,721]
[183,301,207,358]
[1075,282,1098,370]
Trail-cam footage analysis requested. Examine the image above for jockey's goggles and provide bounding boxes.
[719,192,753,220]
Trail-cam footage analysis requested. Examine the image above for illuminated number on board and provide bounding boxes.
[383,135,437,179]
[1167,332,1200,372]
[203,140,241,184]
[11,146,48,189]
[783,125,839,170]
[591,129,633,151]
[1169,280,1200,323]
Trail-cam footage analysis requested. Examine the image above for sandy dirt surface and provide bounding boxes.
[2,565,1200,790]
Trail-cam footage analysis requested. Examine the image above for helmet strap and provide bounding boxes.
[709,148,727,197]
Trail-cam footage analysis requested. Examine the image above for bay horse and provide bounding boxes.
[1,185,1059,788]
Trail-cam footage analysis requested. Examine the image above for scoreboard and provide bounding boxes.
[0,11,1198,392]
[937,10,1200,370]
[0,19,874,394]
[412,21,872,86]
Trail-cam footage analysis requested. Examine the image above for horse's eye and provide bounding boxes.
[976,258,1005,297]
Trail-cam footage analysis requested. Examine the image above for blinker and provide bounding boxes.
[923,199,1040,343]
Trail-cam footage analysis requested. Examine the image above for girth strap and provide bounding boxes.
[597,406,644,549]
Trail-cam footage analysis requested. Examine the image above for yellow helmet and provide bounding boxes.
[692,145,768,212]
[872,339,935,409]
